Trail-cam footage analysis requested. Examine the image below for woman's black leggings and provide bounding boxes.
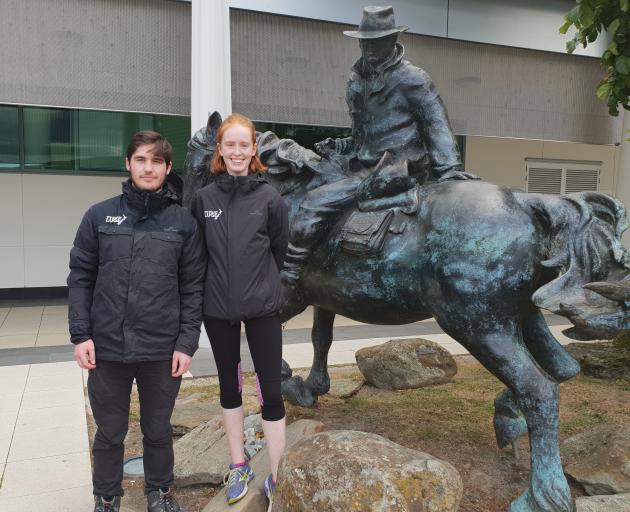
[204,315,285,421]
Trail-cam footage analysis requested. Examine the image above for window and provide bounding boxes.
[253,121,466,163]
[0,105,20,169]
[1,104,190,173]
[526,159,600,195]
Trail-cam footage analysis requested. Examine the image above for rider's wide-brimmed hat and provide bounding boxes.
[343,6,409,39]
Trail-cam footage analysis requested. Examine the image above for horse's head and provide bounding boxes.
[182,111,222,209]
[529,190,630,339]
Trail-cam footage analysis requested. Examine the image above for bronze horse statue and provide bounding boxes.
[184,112,630,512]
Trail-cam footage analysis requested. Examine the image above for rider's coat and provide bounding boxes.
[342,43,462,176]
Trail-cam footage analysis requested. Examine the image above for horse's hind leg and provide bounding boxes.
[522,308,581,382]
[453,322,574,512]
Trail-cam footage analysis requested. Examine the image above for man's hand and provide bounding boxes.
[74,339,96,370]
[172,350,192,378]
[438,170,480,182]
[314,137,337,157]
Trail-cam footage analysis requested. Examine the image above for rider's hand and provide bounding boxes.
[438,169,480,182]
[74,339,96,370]
[171,350,192,378]
[314,137,337,157]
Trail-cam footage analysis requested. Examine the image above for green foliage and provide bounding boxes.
[561,0,630,116]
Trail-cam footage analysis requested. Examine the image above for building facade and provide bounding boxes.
[0,0,627,291]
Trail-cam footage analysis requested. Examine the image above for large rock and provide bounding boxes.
[202,419,325,512]
[576,493,630,511]
[562,424,630,495]
[275,430,462,511]
[171,395,223,436]
[173,416,229,486]
[356,338,457,390]
[565,341,630,380]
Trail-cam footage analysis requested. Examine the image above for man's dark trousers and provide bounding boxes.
[87,360,181,497]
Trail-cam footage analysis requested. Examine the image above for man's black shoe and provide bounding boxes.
[147,488,184,512]
[94,495,121,512]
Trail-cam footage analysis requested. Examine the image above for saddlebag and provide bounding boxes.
[339,209,394,256]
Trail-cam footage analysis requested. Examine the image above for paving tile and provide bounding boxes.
[37,319,69,333]
[0,410,18,440]
[0,436,12,464]
[0,452,92,497]
[27,361,79,378]
[0,484,94,512]
[0,484,95,511]
[0,394,23,417]
[15,403,86,433]
[0,365,29,392]
[42,305,69,316]
[20,386,85,411]
[0,335,37,349]
[25,371,83,393]
[8,424,88,462]
[35,333,71,347]
[3,306,43,317]
[0,309,9,328]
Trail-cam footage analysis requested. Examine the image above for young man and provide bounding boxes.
[68,131,206,512]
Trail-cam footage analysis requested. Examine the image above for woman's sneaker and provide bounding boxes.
[223,462,255,504]
[263,474,276,512]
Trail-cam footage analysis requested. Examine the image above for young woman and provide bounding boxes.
[191,113,288,510]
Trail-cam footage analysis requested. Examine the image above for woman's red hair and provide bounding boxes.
[211,113,267,175]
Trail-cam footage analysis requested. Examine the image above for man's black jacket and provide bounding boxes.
[67,180,206,362]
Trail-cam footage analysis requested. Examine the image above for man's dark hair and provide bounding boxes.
[126,131,173,166]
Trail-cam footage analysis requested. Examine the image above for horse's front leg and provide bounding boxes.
[304,307,335,395]
[281,307,335,407]
[448,320,574,512]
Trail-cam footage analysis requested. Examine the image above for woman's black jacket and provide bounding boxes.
[191,173,289,323]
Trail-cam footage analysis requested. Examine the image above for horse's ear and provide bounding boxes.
[207,111,222,140]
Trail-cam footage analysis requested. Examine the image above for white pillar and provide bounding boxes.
[191,0,232,135]
[617,111,630,248]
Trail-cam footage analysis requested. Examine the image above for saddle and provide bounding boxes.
[339,153,419,257]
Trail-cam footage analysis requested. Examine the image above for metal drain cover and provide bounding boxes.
[123,456,144,478]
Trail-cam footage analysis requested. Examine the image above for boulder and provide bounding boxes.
[356,338,457,390]
[173,416,228,486]
[171,395,223,436]
[202,419,325,512]
[565,341,630,381]
[275,430,462,511]
[576,493,630,511]
[562,424,630,495]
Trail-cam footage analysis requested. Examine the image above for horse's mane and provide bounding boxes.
[525,191,630,313]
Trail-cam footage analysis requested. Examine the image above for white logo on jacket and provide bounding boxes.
[205,209,223,220]
[105,214,127,225]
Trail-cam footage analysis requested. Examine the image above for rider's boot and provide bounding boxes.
[280,243,310,321]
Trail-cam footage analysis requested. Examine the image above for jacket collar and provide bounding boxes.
[353,42,404,78]
[122,179,178,216]
[351,43,404,93]
[215,172,267,193]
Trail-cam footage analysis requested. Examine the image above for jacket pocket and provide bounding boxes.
[148,231,183,276]
[97,226,133,262]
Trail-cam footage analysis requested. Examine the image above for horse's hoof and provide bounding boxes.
[281,375,317,407]
[305,375,330,396]
[509,480,575,512]
[494,412,528,449]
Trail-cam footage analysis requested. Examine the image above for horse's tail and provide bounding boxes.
[518,191,630,314]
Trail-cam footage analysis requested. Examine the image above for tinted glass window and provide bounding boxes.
[0,105,20,169]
